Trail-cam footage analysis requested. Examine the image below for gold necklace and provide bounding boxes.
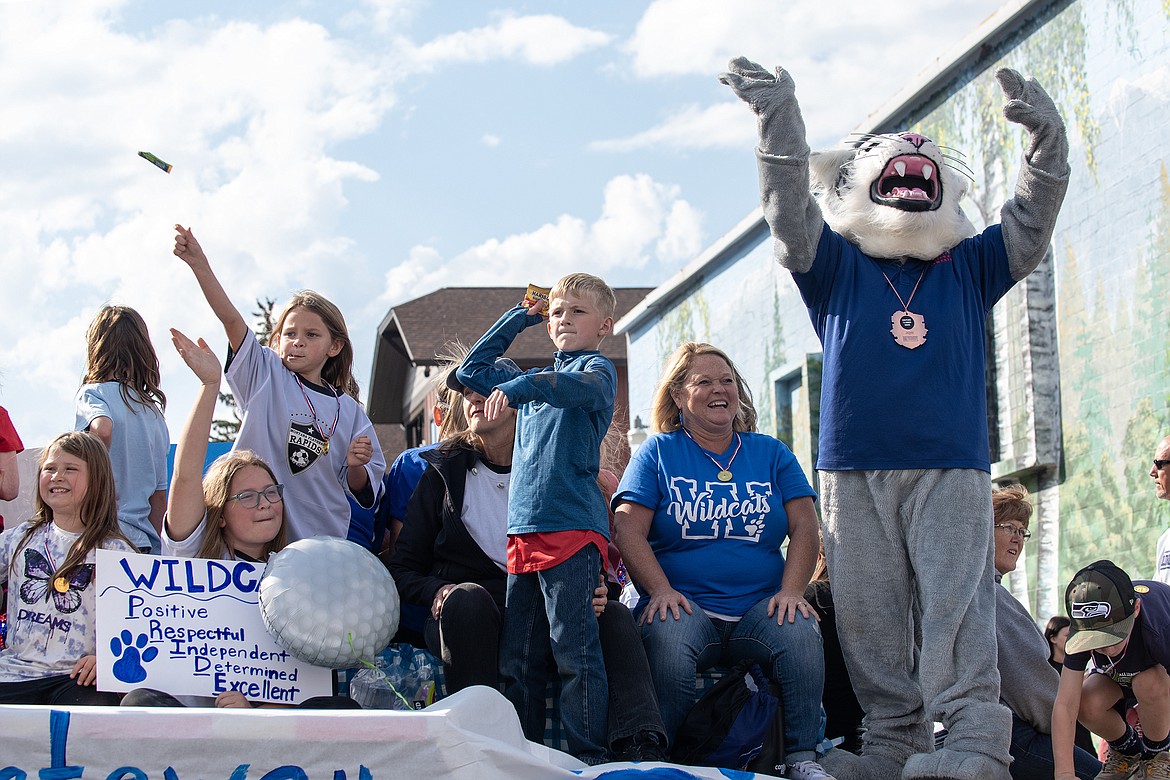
[295,373,340,454]
[682,427,742,482]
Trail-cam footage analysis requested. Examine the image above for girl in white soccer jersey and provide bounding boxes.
[173,225,385,548]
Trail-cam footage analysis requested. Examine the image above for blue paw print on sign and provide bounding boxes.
[111,630,158,683]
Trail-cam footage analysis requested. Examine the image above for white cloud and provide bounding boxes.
[624,0,1003,142]
[338,0,421,35]
[402,13,613,70]
[624,0,790,78]
[627,0,994,78]
[481,133,502,147]
[590,102,754,152]
[378,173,703,305]
[0,4,624,447]
[657,200,704,262]
[0,3,400,445]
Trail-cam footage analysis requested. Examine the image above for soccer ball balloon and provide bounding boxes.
[259,536,399,668]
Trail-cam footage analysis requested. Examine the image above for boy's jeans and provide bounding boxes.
[501,544,609,764]
[638,595,825,764]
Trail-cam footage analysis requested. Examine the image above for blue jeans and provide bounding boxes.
[1008,715,1101,780]
[500,545,608,764]
[639,595,824,763]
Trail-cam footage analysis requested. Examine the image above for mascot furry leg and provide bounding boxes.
[721,60,1069,780]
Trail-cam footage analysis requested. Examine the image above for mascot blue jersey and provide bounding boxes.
[796,223,1014,472]
[613,430,816,618]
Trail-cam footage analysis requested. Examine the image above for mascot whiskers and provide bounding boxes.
[722,59,1069,780]
[810,133,975,262]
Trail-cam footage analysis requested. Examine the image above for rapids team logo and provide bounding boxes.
[288,422,326,474]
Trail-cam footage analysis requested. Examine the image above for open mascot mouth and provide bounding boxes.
[870,153,942,212]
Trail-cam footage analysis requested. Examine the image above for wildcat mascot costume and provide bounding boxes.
[721,60,1068,780]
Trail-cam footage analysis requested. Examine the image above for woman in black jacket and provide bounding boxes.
[388,375,515,694]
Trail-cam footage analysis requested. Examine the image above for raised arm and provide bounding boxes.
[498,355,616,413]
[166,328,222,542]
[173,226,249,350]
[456,305,537,400]
[995,69,1071,281]
[720,58,824,273]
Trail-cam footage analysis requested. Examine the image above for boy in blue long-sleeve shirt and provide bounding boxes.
[456,273,616,764]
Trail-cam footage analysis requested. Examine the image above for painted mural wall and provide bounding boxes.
[622,0,1170,621]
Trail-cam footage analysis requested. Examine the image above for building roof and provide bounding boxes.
[367,286,652,424]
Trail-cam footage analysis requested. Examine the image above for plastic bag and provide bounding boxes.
[348,644,440,710]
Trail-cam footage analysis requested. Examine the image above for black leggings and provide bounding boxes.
[0,673,121,706]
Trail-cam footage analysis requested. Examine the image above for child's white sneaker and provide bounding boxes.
[784,759,836,780]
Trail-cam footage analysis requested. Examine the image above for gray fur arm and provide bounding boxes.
[721,58,823,273]
[996,68,1071,281]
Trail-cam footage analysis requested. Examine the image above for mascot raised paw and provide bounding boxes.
[721,59,1070,780]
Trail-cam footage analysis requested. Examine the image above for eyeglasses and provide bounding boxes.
[227,484,284,509]
[994,523,1031,540]
[1155,459,1170,471]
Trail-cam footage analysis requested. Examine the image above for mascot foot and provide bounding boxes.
[819,748,903,780]
[902,748,1010,780]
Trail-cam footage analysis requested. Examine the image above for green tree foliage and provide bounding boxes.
[1059,163,1170,584]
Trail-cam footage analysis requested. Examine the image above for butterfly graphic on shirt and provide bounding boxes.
[19,548,94,614]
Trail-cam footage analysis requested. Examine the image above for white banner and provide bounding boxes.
[0,687,754,779]
[95,549,331,704]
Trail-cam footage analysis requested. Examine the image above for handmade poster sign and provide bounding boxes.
[94,549,332,704]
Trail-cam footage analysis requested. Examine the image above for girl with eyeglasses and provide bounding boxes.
[123,333,357,710]
[122,331,286,707]
[161,329,287,564]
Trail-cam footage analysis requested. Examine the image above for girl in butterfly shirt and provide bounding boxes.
[173,226,384,548]
[0,431,134,705]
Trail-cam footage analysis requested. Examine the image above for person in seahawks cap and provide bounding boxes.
[1052,560,1170,780]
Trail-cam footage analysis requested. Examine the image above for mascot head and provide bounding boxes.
[810,132,976,262]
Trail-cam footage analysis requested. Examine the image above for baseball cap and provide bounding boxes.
[1064,559,1137,655]
[444,357,520,395]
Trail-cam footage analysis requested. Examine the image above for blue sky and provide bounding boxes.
[0,0,1005,448]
